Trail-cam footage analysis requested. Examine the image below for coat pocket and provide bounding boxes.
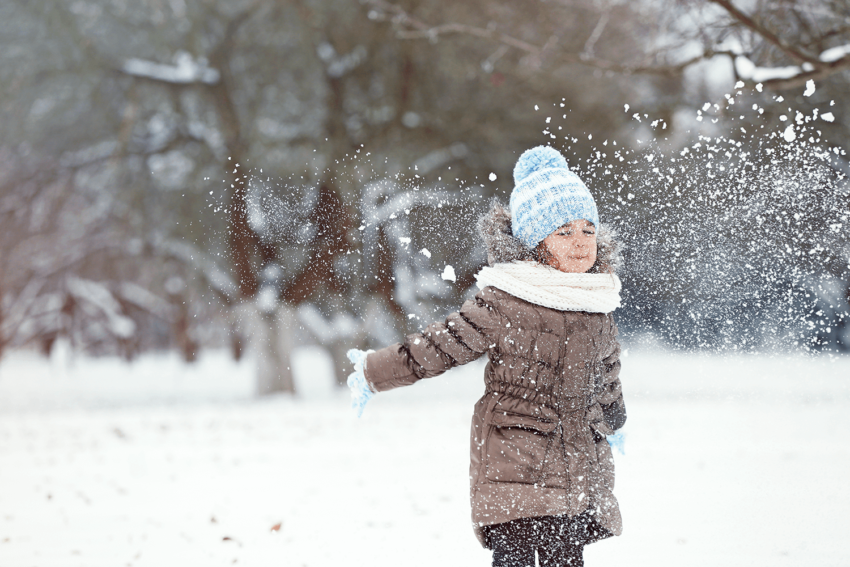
[484,410,557,484]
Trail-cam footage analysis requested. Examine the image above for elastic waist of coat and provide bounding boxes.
[486,381,557,410]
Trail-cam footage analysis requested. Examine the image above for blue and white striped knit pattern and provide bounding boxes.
[509,146,599,249]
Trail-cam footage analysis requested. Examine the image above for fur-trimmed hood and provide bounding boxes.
[476,199,621,274]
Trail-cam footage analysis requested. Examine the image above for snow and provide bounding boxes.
[297,304,359,342]
[735,56,803,82]
[734,45,850,85]
[118,282,172,320]
[122,51,219,85]
[254,285,278,313]
[821,112,836,123]
[316,43,368,78]
[157,240,238,301]
[0,349,848,566]
[413,143,468,174]
[441,265,457,282]
[147,150,195,190]
[66,277,136,339]
[783,125,797,142]
[819,44,850,63]
[803,79,816,97]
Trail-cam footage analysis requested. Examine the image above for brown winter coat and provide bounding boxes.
[364,202,626,548]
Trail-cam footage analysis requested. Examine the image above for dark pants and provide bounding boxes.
[486,511,610,567]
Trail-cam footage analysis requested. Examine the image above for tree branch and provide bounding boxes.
[365,0,713,77]
[366,0,850,90]
[207,2,267,299]
[707,0,822,66]
[370,0,539,53]
[759,54,850,90]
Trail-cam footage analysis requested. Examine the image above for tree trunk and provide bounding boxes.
[327,340,357,388]
[0,309,5,363]
[173,299,198,363]
[236,302,296,395]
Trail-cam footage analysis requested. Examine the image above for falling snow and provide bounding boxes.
[803,80,816,97]
[441,265,457,282]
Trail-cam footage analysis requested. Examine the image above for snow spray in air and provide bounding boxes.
[206,146,486,386]
[209,81,848,369]
[548,82,848,353]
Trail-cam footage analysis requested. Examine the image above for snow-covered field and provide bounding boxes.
[1,346,849,567]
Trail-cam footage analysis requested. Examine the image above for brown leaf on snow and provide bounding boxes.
[270,523,282,532]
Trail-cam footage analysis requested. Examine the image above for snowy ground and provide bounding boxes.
[1,345,849,567]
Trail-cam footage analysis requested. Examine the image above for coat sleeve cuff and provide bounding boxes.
[364,343,420,392]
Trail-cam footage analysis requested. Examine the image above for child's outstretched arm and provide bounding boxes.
[351,290,502,410]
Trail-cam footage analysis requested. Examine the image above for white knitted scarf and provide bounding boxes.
[474,261,621,313]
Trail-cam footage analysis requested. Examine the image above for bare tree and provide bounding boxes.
[362,0,850,91]
[3,0,845,380]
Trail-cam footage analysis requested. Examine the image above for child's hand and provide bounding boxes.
[606,431,625,455]
[346,349,375,418]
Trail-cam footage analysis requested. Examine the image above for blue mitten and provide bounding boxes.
[606,431,625,455]
[346,349,375,418]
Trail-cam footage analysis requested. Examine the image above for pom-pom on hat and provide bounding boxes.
[509,146,599,249]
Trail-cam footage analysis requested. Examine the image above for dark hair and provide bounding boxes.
[533,240,560,270]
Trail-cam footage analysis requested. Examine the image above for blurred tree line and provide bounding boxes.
[1,0,848,393]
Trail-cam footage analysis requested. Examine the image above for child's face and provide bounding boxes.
[540,219,597,273]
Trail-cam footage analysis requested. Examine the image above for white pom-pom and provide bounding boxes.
[513,146,567,184]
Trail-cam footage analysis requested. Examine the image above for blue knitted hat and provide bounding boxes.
[509,146,599,248]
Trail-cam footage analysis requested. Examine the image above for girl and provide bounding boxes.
[347,146,626,567]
